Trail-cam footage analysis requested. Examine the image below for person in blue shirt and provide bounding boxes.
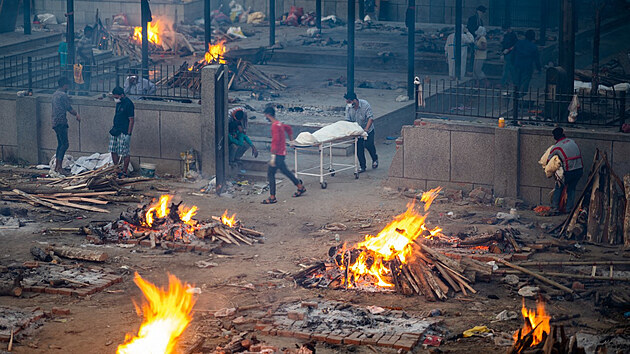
[511,30,541,96]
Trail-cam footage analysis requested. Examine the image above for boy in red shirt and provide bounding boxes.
[262,107,306,204]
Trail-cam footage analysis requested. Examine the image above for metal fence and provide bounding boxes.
[415,79,628,128]
[0,55,201,100]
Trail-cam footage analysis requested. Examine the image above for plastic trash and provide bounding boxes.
[463,326,491,338]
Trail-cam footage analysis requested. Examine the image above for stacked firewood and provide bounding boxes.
[156,59,286,92]
[0,166,148,213]
[509,325,585,354]
[555,149,629,246]
[295,241,492,301]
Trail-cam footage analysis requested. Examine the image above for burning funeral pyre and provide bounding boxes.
[295,188,493,301]
[88,195,263,250]
[117,273,195,354]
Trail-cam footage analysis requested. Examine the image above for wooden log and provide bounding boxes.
[400,264,422,295]
[460,257,493,276]
[239,227,263,237]
[503,229,522,252]
[0,281,22,297]
[418,243,464,273]
[586,162,604,242]
[184,337,206,354]
[39,197,110,213]
[624,174,630,247]
[407,262,435,301]
[434,263,461,292]
[51,246,109,262]
[537,271,630,282]
[516,260,630,267]
[421,266,447,300]
[495,258,575,294]
[391,258,413,296]
[12,189,64,211]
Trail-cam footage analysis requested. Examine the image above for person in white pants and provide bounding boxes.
[445,25,474,80]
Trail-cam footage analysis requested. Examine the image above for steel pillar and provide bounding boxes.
[407,0,415,99]
[347,0,355,95]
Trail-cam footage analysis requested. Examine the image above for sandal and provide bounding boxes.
[262,197,277,204]
[293,186,307,197]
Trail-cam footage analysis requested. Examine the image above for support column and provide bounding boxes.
[454,0,462,80]
[67,0,75,69]
[24,0,31,35]
[204,0,211,49]
[16,96,40,164]
[538,0,547,45]
[200,65,228,183]
[269,0,275,46]
[407,0,415,99]
[559,0,575,95]
[316,0,322,31]
[347,0,355,95]
[141,0,150,80]
[493,127,520,198]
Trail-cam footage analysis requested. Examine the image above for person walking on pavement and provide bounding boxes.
[344,92,378,173]
[262,106,306,204]
[109,87,135,176]
[512,30,541,96]
[51,77,81,175]
[473,26,488,87]
[548,127,583,213]
[228,107,258,168]
[466,5,486,74]
[500,24,518,88]
[445,25,474,80]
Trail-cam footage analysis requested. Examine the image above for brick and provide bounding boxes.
[44,287,58,294]
[56,288,73,296]
[260,346,278,352]
[301,301,318,309]
[259,325,273,334]
[52,307,71,315]
[311,332,328,342]
[343,332,365,345]
[23,261,39,268]
[377,334,401,348]
[287,310,306,321]
[294,331,312,340]
[276,329,294,338]
[361,333,384,346]
[324,335,343,345]
[250,344,262,352]
[30,286,46,293]
[240,339,251,349]
[254,323,267,330]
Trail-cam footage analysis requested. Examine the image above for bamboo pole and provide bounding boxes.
[494,258,575,294]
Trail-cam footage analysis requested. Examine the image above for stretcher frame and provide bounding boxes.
[292,136,360,189]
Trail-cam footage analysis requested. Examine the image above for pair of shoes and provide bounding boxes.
[358,167,366,173]
[372,160,378,169]
[262,197,277,204]
[293,180,306,197]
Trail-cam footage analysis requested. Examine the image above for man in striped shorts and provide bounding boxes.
[109,87,135,176]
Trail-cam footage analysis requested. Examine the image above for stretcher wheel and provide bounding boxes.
[321,181,327,189]
[354,173,359,179]
[329,168,335,177]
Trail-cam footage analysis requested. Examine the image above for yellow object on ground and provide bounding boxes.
[247,12,265,24]
[463,325,491,338]
[73,64,84,84]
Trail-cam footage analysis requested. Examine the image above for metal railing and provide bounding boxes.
[0,55,202,100]
[415,79,627,128]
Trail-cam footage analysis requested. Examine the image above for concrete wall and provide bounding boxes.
[0,92,202,175]
[34,0,204,27]
[388,119,630,206]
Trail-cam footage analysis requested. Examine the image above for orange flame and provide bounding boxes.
[342,187,442,288]
[133,20,161,45]
[116,272,196,354]
[513,298,551,347]
[204,40,226,64]
[221,210,237,227]
[144,195,199,228]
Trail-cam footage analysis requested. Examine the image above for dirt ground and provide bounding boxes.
[1,140,629,354]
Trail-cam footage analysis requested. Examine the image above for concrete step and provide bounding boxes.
[0,33,62,55]
[1,42,60,62]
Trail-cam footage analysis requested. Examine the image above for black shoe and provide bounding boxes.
[372,160,378,169]
[358,167,366,173]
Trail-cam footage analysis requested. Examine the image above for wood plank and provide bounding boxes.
[11,189,64,211]
[51,246,109,262]
[39,197,110,213]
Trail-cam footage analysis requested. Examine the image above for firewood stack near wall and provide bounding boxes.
[555,149,630,246]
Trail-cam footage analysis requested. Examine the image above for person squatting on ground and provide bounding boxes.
[109,87,135,176]
[344,92,378,172]
[262,106,306,204]
[548,127,583,213]
[473,26,489,87]
[512,30,541,96]
[124,72,157,99]
[51,77,81,174]
[445,26,474,80]
[500,24,518,88]
[228,107,258,168]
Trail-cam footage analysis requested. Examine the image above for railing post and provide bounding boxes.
[115,63,120,88]
[512,86,519,121]
[27,57,33,91]
[619,91,626,131]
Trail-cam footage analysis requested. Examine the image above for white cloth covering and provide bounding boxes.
[293,121,368,146]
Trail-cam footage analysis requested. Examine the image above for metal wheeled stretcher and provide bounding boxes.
[292,135,360,189]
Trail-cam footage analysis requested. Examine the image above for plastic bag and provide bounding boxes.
[568,94,579,123]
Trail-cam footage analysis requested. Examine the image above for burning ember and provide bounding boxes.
[203,40,227,65]
[117,272,195,354]
[339,188,443,288]
[221,210,237,227]
[143,195,199,230]
[133,20,161,45]
[513,297,551,347]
